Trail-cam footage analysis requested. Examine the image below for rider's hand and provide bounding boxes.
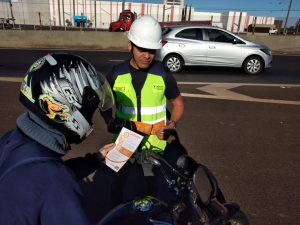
[97,143,115,160]
[155,127,165,140]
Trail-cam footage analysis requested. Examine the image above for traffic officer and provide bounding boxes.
[101,15,186,207]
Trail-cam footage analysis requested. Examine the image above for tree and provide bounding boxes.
[295,18,300,34]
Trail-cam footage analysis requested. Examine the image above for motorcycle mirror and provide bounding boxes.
[176,154,199,177]
[193,166,214,205]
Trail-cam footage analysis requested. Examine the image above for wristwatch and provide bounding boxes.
[168,120,176,129]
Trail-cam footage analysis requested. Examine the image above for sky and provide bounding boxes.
[136,0,300,26]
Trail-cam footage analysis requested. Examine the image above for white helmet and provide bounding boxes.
[128,15,162,50]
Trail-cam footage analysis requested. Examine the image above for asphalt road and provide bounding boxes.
[0,49,299,225]
[1,48,300,84]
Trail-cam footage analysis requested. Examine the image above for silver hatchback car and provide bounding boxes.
[156,26,272,74]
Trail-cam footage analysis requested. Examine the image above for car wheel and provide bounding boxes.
[243,56,264,75]
[164,54,184,73]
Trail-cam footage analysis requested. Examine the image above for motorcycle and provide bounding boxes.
[99,115,249,225]
[98,139,249,225]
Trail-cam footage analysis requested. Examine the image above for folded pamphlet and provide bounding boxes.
[105,127,143,172]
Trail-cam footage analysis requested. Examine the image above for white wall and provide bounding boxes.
[0,0,50,26]
[1,0,276,32]
[225,11,248,32]
[224,11,275,33]
[0,2,11,18]
[48,0,184,29]
[193,11,220,21]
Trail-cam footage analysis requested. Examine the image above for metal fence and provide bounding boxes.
[0,0,299,34]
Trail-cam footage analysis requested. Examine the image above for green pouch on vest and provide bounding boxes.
[141,134,167,153]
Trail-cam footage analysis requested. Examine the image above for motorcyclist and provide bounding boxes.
[100,15,186,208]
[0,53,115,225]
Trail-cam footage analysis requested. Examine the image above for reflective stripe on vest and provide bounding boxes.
[113,72,167,152]
[117,104,166,116]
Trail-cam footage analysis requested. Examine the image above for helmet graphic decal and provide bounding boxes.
[20,74,35,103]
[29,57,46,72]
[38,60,100,138]
[39,94,70,123]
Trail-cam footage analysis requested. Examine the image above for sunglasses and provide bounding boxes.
[133,44,156,55]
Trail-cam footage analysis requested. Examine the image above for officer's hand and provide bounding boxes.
[155,126,172,140]
[155,121,176,140]
[97,143,115,160]
[107,118,135,133]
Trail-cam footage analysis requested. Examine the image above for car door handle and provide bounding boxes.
[209,46,216,49]
[179,44,185,47]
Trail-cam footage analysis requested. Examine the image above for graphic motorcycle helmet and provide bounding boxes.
[20,53,114,144]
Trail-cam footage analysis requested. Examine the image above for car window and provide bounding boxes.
[162,27,172,36]
[123,15,131,21]
[206,29,235,43]
[175,28,203,41]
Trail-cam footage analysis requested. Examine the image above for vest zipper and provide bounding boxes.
[137,95,141,121]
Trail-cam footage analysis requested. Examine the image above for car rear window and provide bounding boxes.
[175,28,203,41]
[162,27,172,36]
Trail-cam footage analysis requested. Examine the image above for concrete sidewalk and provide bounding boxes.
[272,47,300,55]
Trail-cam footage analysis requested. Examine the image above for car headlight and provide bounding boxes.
[260,48,271,56]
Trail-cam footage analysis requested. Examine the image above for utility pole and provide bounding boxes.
[73,0,75,17]
[296,18,300,34]
[94,0,97,28]
[62,0,65,27]
[184,4,187,22]
[252,16,257,35]
[188,4,191,22]
[122,0,125,11]
[58,0,61,26]
[283,0,292,35]
[110,0,112,24]
[163,4,165,22]
[181,7,184,22]
[9,0,15,26]
[237,12,242,34]
[38,12,42,27]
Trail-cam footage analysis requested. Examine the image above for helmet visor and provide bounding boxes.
[95,72,114,111]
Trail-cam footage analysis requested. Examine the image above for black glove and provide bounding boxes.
[107,118,136,133]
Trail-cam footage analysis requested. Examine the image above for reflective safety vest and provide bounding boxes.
[112,61,167,152]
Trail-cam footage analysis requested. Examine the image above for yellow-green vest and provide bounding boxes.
[112,61,167,152]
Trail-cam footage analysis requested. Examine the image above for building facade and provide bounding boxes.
[0,0,50,26]
[0,0,276,32]
[163,0,184,7]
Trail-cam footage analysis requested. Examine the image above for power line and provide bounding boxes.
[283,0,292,34]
